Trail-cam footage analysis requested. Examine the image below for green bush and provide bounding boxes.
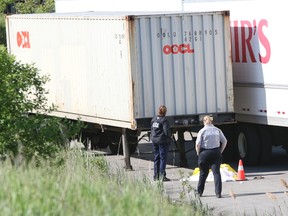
[0,150,212,216]
[14,0,55,14]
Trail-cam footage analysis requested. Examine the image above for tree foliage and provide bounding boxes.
[1,0,55,14]
[0,15,5,46]
[13,0,55,14]
[0,0,14,14]
[0,45,83,165]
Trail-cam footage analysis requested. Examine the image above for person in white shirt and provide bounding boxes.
[195,115,227,198]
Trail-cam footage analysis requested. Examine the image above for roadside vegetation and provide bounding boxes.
[0,149,213,216]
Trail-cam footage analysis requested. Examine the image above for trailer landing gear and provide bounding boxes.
[122,128,133,170]
[176,129,188,167]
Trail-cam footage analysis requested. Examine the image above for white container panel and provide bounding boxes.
[6,15,133,127]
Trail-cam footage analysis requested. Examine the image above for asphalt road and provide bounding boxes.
[96,134,288,216]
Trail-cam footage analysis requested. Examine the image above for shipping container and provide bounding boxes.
[6,11,234,167]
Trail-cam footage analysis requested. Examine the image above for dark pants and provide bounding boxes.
[152,142,169,179]
[197,148,222,195]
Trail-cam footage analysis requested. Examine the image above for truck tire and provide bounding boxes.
[109,142,122,155]
[236,123,260,166]
[98,132,110,149]
[107,130,138,155]
[80,131,100,150]
[107,131,122,154]
[257,126,272,164]
[81,130,109,149]
[218,124,237,163]
[109,143,138,155]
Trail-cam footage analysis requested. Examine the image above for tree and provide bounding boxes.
[1,0,55,14]
[0,0,14,14]
[0,45,83,165]
[13,0,55,14]
[0,15,6,46]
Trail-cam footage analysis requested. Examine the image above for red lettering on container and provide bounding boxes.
[163,44,194,55]
[17,31,31,48]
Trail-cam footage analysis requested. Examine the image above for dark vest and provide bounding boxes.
[151,116,170,143]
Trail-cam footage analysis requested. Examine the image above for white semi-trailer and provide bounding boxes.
[182,0,288,165]
[6,11,234,168]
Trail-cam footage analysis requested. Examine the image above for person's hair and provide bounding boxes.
[158,105,167,116]
[203,115,212,125]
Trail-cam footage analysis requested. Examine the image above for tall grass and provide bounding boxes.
[0,149,211,216]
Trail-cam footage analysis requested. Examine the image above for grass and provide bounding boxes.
[0,149,212,216]
[1,147,287,216]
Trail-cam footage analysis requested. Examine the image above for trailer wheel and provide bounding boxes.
[80,130,111,150]
[258,126,272,164]
[98,133,110,149]
[108,130,138,155]
[236,123,260,166]
[109,142,138,155]
[80,131,100,150]
[218,124,237,163]
[109,142,122,155]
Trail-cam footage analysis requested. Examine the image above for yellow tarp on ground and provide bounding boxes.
[182,164,238,182]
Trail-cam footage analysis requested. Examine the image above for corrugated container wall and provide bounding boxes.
[6,11,233,129]
[132,12,233,120]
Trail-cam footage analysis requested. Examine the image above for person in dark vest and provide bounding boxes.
[195,115,227,198]
[151,105,172,181]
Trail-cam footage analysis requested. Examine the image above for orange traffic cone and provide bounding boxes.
[236,159,247,181]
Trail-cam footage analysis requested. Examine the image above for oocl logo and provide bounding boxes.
[17,31,31,48]
[163,44,194,55]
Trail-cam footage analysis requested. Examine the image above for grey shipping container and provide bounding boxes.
[6,11,234,166]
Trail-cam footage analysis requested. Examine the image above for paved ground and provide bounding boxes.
[96,135,288,216]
